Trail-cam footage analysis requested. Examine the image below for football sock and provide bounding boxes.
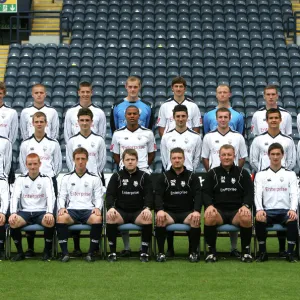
[121,231,130,251]
[204,225,217,254]
[286,221,298,254]
[190,227,201,253]
[26,231,36,251]
[88,224,102,254]
[11,228,23,253]
[44,226,55,252]
[155,226,166,254]
[230,231,238,251]
[167,231,174,250]
[141,224,152,253]
[107,224,118,253]
[277,231,286,252]
[240,226,252,253]
[56,223,69,255]
[72,231,81,250]
[0,225,5,250]
[255,221,267,252]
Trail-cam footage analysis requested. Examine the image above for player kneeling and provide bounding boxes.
[202,144,254,263]
[9,153,55,261]
[155,147,201,263]
[56,147,104,262]
[106,149,153,263]
[255,143,298,263]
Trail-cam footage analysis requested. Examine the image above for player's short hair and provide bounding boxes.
[268,143,284,155]
[122,148,138,160]
[79,81,92,90]
[77,107,93,120]
[219,144,235,154]
[264,85,278,94]
[32,83,46,91]
[266,108,281,119]
[216,107,231,118]
[73,147,89,160]
[32,111,47,122]
[125,105,139,114]
[216,84,231,92]
[170,147,185,158]
[171,76,187,88]
[26,153,40,163]
[173,104,188,117]
[0,82,6,94]
[126,76,141,86]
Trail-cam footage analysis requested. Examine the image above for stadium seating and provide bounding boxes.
[3,0,300,173]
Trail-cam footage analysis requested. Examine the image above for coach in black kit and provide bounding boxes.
[202,144,254,263]
[155,147,201,263]
[106,148,153,263]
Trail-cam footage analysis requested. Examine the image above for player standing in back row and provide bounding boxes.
[157,76,201,136]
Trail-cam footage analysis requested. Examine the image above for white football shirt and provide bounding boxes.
[66,132,106,175]
[157,97,202,134]
[160,128,202,171]
[20,104,59,140]
[64,103,106,142]
[251,106,292,136]
[201,129,248,169]
[250,132,296,171]
[19,134,62,177]
[110,126,156,172]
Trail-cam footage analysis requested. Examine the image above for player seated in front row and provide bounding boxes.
[9,153,55,262]
[106,149,153,263]
[255,143,298,263]
[56,147,105,263]
[155,147,201,263]
[202,144,254,263]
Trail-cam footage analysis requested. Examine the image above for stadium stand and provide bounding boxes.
[3,0,300,173]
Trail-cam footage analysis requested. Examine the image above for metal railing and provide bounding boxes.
[9,10,70,44]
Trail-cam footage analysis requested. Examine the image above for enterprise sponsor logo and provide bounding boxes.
[70,192,92,197]
[265,187,288,192]
[24,194,45,199]
[122,191,139,195]
[220,188,237,192]
[170,191,188,195]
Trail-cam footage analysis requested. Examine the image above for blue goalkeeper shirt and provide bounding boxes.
[203,107,244,135]
[110,99,154,133]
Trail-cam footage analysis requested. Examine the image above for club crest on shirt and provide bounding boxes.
[181,181,186,187]
[1,113,5,119]
[172,139,176,142]
[84,181,89,187]
[184,138,189,144]
[227,139,232,145]
[221,176,225,183]
[25,185,29,188]
[231,178,236,184]
[71,183,75,186]
[267,178,271,182]
[265,143,268,146]
[133,181,138,187]
[124,137,128,140]
[91,142,95,148]
[215,140,219,143]
[122,179,128,185]
[137,135,142,140]
[280,177,284,182]
[30,147,34,151]
[77,144,81,148]
[43,145,47,152]
[170,179,176,186]
[37,184,42,190]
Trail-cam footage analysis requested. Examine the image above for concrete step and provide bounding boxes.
[31,32,60,36]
